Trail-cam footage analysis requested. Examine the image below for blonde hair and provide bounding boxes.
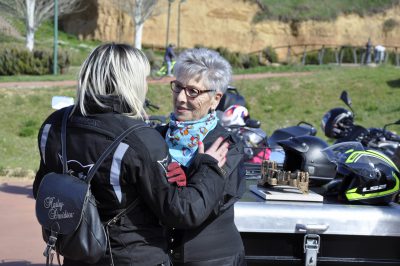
[76,43,150,119]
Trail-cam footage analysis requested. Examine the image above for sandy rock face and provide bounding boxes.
[60,0,400,59]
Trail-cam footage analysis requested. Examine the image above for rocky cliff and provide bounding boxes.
[60,0,400,60]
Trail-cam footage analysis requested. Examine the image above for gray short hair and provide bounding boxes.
[76,43,150,118]
[174,48,232,94]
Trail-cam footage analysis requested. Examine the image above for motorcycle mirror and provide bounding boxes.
[383,119,400,131]
[340,90,355,116]
[51,96,74,110]
[340,90,351,107]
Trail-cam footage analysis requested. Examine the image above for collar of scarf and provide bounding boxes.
[165,111,218,167]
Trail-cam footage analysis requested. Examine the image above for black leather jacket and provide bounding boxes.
[33,97,228,266]
[158,123,246,263]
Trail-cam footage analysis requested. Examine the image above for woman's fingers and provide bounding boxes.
[207,137,224,152]
[198,141,204,154]
[204,137,229,167]
[218,155,227,168]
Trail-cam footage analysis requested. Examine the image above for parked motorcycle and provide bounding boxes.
[321,90,400,167]
[215,87,270,177]
[219,86,318,145]
[217,86,320,178]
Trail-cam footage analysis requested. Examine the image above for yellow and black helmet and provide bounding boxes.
[322,142,400,205]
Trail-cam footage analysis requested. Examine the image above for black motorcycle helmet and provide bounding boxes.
[322,142,400,205]
[321,107,354,139]
[277,135,336,186]
[216,86,246,112]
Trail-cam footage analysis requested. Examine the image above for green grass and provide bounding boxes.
[0,66,80,82]
[233,64,336,75]
[253,0,400,22]
[1,66,399,175]
[0,86,75,175]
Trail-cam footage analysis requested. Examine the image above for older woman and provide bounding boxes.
[158,48,246,266]
[33,43,231,266]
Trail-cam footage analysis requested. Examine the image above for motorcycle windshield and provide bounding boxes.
[242,127,267,147]
[321,141,364,163]
[322,142,398,180]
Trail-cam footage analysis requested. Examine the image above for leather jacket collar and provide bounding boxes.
[85,95,133,114]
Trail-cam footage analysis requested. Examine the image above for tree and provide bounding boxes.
[0,0,83,51]
[114,0,159,50]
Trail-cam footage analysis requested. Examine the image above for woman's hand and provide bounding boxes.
[198,137,229,168]
[166,162,187,187]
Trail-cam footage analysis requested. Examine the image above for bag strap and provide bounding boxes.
[105,196,142,266]
[60,106,147,183]
[106,196,141,227]
[85,123,146,183]
[61,106,73,174]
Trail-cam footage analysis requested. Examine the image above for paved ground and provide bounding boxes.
[0,178,45,265]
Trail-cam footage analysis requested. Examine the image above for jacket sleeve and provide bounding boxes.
[188,133,246,214]
[33,111,62,198]
[127,127,227,229]
[218,140,246,213]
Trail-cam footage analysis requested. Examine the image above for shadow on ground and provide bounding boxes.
[0,261,45,266]
[387,79,400,88]
[0,183,33,198]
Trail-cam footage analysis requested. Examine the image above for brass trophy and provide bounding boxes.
[258,160,310,194]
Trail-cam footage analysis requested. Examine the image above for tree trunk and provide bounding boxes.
[134,23,143,50]
[26,0,36,51]
[134,0,143,50]
[26,28,35,51]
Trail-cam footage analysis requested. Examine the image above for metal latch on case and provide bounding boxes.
[296,224,329,266]
[304,234,320,266]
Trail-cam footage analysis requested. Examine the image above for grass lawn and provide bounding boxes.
[253,0,400,22]
[0,65,399,177]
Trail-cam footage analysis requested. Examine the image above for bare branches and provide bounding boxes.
[0,0,84,27]
[0,0,86,51]
[34,0,85,30]
[112,0,159,49]
[136,0,158,24]
[114,0,158,24]
[0,0,25,18]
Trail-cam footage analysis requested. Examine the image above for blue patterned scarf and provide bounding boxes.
[166,112,218,167]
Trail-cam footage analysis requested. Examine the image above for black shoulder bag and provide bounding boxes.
[35,106,145,265]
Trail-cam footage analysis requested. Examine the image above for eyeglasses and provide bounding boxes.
[170,80,216,98]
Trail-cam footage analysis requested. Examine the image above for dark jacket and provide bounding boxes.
[33,97,228,266]
[164,45,176,62]
[158,123,246,264]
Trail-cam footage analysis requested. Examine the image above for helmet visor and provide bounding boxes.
[322,142,398,181]
[321,111,331,132]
